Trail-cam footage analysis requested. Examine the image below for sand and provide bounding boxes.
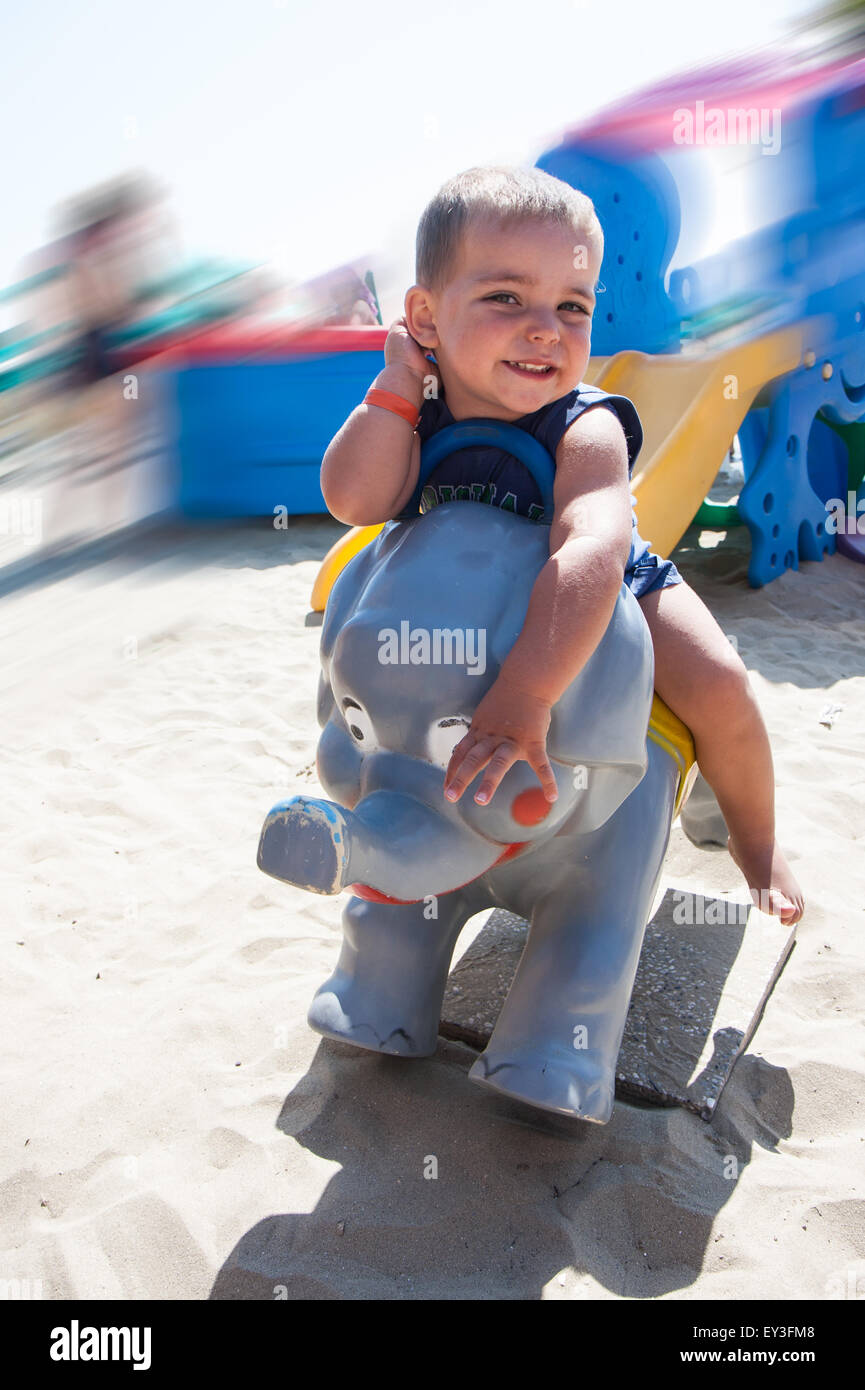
[2,499,864,1302]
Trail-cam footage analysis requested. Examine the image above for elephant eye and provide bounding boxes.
[341,698,378,749]
[427,714,470,769]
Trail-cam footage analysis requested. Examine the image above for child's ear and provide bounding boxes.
[404,284,440,350]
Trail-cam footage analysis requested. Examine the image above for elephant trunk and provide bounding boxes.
[258,791,511,900]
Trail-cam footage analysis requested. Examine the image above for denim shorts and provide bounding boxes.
[624,519,683,599]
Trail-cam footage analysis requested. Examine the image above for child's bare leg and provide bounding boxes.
[639,581,804,925]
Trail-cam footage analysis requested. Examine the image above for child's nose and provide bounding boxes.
[525,311,559,340]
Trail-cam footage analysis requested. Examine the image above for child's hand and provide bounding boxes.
[384,316,441,389]
[443,676,558,806]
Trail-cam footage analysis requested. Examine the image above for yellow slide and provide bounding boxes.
[583,321,816,559]
[311,321,820,611]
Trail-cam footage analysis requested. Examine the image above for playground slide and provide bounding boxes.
[310,321,819,611]
[582,324,812,560]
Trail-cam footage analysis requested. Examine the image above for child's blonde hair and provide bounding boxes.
[415,165,603,292]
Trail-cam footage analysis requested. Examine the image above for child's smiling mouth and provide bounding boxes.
[503,359,556,378]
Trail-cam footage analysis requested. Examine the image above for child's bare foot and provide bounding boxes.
[727,836,804,925]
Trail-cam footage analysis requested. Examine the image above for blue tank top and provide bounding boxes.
[393,383,643,523]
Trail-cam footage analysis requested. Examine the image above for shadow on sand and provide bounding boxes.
[210,1032,794,1300]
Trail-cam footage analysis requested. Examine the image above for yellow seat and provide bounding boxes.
[310,523,384,614]
[648,695,698,819]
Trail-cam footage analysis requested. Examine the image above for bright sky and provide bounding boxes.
[1,0,814,323]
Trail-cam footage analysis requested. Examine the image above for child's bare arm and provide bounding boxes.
[443,407,634,805]
[320,319,435,525]
[497,406,634,706]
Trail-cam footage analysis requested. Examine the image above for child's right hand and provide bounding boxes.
[384,316,441,390]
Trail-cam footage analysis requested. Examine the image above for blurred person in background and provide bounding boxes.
[55,171,169,446]
[34,172,174,546]
[303,264,380,326]
[331,269,379,325]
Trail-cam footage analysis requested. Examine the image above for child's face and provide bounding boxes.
[407,215,602,420]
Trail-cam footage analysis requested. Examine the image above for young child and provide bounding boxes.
[321,165,804,926]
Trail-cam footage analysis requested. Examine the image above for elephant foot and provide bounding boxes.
[468,1047,615,1124]
[308,976,438,1058]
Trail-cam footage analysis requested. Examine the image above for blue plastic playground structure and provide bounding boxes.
[535,47,865,584]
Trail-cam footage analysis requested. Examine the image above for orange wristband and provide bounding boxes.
[364,387,420,427]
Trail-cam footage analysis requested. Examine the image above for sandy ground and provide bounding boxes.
[2,487,864,1302]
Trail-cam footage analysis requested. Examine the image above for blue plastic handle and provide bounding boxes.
[408,420,556,524]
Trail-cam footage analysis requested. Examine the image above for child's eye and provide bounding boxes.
[485,293,590,316]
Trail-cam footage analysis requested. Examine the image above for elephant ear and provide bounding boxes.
[545,586,655,824]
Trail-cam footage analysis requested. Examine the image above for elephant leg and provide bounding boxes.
[308,890,476,1057]
[470,747,677,1122]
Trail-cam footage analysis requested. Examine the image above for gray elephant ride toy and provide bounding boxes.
[258,420,700,1124]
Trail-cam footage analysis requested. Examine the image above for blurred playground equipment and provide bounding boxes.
[0,167,380,461]
[0,176,384,570]
[539,42,865,586]
[8,43,865,591]
[153,324,388,518]
[0,250,277,401]
[310,43,865,603]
